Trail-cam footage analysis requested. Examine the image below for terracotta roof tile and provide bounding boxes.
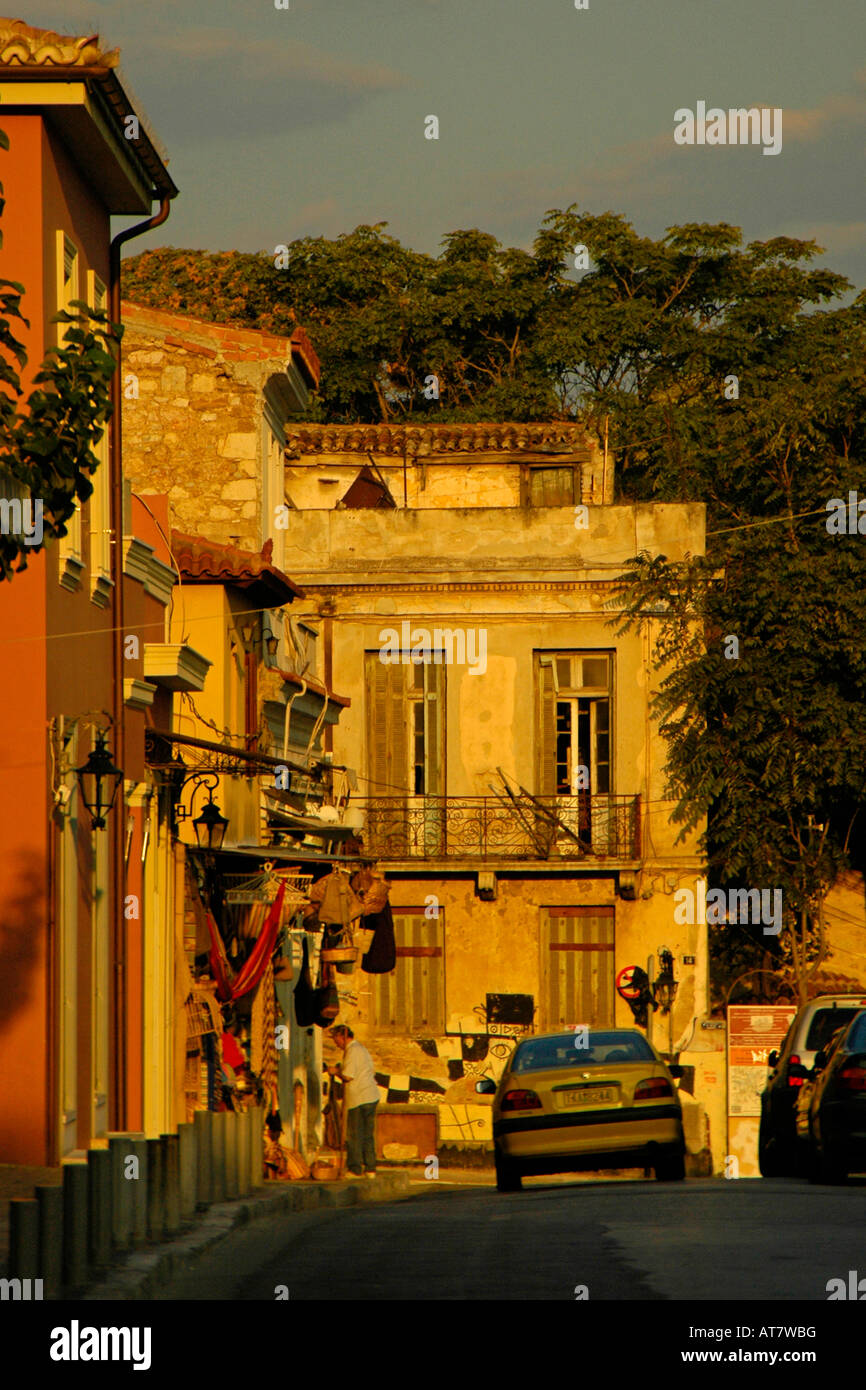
[0,18,118,67]
[286,422,595,458]
[121,302,320,385]
[171,531,304,608]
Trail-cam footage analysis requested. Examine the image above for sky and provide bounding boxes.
[19,0,866,292]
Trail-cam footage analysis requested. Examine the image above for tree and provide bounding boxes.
[122,226,562,422]
[0,125,120,582]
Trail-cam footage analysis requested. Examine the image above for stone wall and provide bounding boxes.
[120,303,293,552]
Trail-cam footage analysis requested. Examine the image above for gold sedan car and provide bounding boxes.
[477,1028,686,1190]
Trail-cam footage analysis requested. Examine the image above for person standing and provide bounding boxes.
[328,1025,380,1178]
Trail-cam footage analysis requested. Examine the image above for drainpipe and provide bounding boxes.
[108,192,173,1132]
[282,681,307,762]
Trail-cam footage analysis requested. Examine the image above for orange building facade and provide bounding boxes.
[0,20,177,1163]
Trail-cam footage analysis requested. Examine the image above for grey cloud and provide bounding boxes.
[126,29,406,143]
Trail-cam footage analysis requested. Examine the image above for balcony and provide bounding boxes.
[353,794,641,864]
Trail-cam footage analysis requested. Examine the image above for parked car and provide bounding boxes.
[801,1009,866,1184]
[476,1027,686,1192]
[758,994,866,1177]
[793,1024,846,1175]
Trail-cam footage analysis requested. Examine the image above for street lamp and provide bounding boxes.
[653,946,679,1015]
[192,793,229,853]
[175,772,230,852]
[75,731,123,830]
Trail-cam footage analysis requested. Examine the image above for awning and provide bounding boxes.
[217,845,366,865]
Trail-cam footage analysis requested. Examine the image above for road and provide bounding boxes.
[152,1174,866,1301]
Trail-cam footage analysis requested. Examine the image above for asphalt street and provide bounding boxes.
[151,1175,866,1301]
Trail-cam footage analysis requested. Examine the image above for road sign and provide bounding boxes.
[616,965,642,1001]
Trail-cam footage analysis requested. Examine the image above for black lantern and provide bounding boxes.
[75,731,123,830]
[192,794,229,852]
[653,946,679,1015]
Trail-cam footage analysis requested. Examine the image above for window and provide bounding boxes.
[87,271,112,603]
[524,465,576,507]
[512,1029,653,1073]
[365,654,445,799]
[804,1008,863,1053]
[365,654,446,855]
[541,906,615,1029]
[56,231,79,339]
[373,909,443,1033]
[56,234,82,584]
[538,652,612,796]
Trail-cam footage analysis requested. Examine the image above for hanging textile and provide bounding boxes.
[350,866,390,916]
[309,869,363,926]
[261,961,278,1112]
[206,882,287,1002]
[236,900,268,942]
[294,937,318,1026]
[221,1031,245,1071]
[361,900,397,974]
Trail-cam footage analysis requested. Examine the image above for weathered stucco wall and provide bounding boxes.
[338,873,718,1162]
[279,502,705,575]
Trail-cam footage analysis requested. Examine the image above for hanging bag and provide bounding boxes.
[315,869,363,926]
[293,937,318,1026]
[313,961,340,1025]
[361,900,397,974]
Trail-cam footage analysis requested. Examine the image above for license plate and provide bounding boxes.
[558,1086,617,1108]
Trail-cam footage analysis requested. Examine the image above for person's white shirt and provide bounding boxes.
[341,1039,380,1109]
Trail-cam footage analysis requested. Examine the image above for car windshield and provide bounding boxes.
[804,1008,862,1052]
[845,1012,866,1053]
[511,1031,655,1073]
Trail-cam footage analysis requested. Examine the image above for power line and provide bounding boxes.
[706,504,833,536]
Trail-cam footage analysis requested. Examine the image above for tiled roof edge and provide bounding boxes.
[285,423,596,456]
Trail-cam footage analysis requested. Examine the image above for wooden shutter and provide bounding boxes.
[366,655,409,795]
[537,660,557,795]
[530,467,574,507]
[424,662,445,797]
[374,910,443,1033]
[543,906,614,1029]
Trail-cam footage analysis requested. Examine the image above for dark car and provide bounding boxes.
[758,994,866,1177]
[793,1025,846,1175]
[803,1009,866,1184]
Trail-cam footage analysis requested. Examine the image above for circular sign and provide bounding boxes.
[616,965,642,1001]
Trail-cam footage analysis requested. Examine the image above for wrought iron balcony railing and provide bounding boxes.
[353,794,641,862]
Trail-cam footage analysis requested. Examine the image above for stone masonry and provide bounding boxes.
[120,301,318,552]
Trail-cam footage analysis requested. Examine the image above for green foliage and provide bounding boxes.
[0,300,121,581]
[122,225,563,422]
[1,122,121,582]
[603,253,866,1002]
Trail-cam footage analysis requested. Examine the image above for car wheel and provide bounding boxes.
[495,1150,522,1193]
[758,1117,784,1177]
[654,1147,686,1182]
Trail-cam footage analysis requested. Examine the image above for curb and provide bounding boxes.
[79,1171,412,1301]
